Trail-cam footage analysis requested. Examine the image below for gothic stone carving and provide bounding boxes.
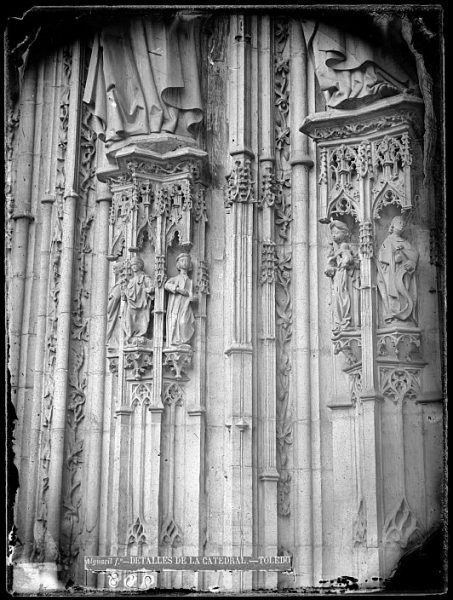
[376,216,419,325]
[260,241,276,285]
[163,350,193,380]
[83,15,203,143]
[302,21,416,110]
[380,367,421,404]
[325,220,360,334]
[224,158,255,211]
[372,133,413,218]
[124,349,153,380]
[164,253,196,350]
[107,261,129,346]
[122,256,155,344]
[382,497,423,549]
[258,165,277,208]
[333,336,362,368]
[377,330,422,363]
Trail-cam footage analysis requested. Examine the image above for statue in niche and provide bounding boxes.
[325,220,360,334]
[376,215,418,325]
[107,261,127,346]
[301,21,417,109]
[122,256,155,344]
[164,253,196,349]
[83,14,203,144]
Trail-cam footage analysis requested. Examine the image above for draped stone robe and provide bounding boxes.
[123,271,155,341]
[164,272,195,348]
[376,232,419,324]
[83,15,203,143]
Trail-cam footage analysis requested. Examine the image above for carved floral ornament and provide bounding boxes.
[224,157,255,211]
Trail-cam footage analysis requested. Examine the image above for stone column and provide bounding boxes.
[46,40,83,548]
[82,169,111,585]
[22,195,55,557]
[256,14,279,592]
[223,13,254,593]
[8,61,37,411]
[289,20,314,587]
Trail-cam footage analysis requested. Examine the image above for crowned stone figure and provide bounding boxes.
[325,220,361,333]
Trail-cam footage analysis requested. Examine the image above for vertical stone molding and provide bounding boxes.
[222,13,255,593]
[289,20,314,588]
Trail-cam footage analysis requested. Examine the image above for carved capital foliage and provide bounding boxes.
[382,497,423,549]
[224,158,255,211]
[310,111,420,142]
[260,241,276,285]
[163,349,193,380]
[380,366,421,404]
[124,349,153,380]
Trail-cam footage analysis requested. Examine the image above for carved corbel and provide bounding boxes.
[163,349,193,380]
[124,349,153,380]
[333,335,362,368]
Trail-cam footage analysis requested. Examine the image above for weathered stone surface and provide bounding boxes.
[6,7,445,595]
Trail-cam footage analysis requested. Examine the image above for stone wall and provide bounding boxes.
[6,7,445,594]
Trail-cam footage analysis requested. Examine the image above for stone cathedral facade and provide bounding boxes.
[6,6,445,593]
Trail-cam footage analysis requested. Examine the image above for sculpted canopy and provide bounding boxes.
[83,14,203,144]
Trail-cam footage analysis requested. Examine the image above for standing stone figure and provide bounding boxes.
[164,253,196,349]
[83,14,203,144]
[122,256,155,343]
[325,220,360,333]
[106,261,126,346]
[376,215,418,325]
